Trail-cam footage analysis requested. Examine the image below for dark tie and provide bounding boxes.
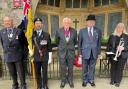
[37,32,40,37]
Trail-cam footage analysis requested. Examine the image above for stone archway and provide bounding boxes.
[126,0,128,7]
[0,0,40,27]
[31,0,40,16]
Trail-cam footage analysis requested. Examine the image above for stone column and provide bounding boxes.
[126,0,128,7]
[31,0,39,17]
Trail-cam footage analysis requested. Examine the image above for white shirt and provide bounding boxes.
[87,27,93,36]
[36,30,42,36]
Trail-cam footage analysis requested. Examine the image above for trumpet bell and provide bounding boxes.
[113,57,118,61]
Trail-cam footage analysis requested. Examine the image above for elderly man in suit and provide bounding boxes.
[32,18,52,89]
[78,14,102,87]
[56,17,77,88]
[0,16,28,89]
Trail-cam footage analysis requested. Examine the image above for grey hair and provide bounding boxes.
[63,17,72,23]
[113,22,127,35]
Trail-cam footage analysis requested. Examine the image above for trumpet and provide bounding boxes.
[113,38,124,61]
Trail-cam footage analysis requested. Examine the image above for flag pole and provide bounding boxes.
[23,0,36,88]
[31,59,36,89]
[26,8,36,89]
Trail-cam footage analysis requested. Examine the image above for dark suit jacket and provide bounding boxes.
[0,28,28,62]
[32,30,52,62]
[56,27,77,59]
[106,34,128,59]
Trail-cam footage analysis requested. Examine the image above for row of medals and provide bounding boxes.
[7,29,13,41]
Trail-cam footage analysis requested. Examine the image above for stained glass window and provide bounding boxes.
[51,15,59,37]
[81,0,88,8]
[102,0,109,5]
[66,0,72,8]
[55,0,60,7]
[94,0,101,7]
[108,12,122,35]
[111,0,118,4]
[41,0,47,4]
[73,0,80,8]
[95,14,105,33]
[48,0,54,6]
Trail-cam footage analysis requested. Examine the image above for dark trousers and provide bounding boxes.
[109,56,126,83]
[7,60,26,87]
[59,54,74,83]
[34,61,48,88]
[82,52,96,83]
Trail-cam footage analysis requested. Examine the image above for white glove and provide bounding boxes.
[118,46,124,51]
[78,55,82,65]
[28,46,34,57]
[48,52,52,64]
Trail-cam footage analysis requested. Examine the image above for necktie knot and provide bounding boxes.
[7,29,13,34]
[64,29,69,37]
[37,31,40,36]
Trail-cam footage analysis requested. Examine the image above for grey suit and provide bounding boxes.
[78,27,102,82]
[56,27,77,83]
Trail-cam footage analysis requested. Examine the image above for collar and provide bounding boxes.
[87,27,93,35]
[36,29,42,33]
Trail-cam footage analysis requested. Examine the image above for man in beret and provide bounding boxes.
[32,18,52,89]
[78,14,102,87]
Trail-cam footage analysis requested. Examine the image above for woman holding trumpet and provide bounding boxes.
[106,22,128,87]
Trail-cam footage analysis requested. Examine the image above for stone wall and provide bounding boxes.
[0,0,24,29]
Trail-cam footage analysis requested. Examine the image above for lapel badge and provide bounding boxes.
[8,33,13,38]
[16,35,19,39]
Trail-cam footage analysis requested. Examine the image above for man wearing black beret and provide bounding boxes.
[34,18,43,23]
[32,18,52,89]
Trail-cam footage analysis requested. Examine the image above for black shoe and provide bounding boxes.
[115,83,120,87]
[89,82,96,87]
[82,81,87,87]
[69,81,74,88]
[44,86,49,89]
[12,83,19,89]
[60,82,65,88]
[21,85,26,89]
[12,86,19,89]
[110,81,115,85]
[37,87,44,89]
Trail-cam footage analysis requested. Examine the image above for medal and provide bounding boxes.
[8,33,13,38]
[10,33,13,38]
[16,35,18,39]
[7,28,13,39]
[40,40,47,45]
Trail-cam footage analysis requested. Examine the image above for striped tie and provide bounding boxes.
[89,27,93,41]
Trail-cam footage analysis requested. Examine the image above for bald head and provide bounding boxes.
[63,17,72,29]
[3,16,13,28]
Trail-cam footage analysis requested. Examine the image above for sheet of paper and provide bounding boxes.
[106,52,115,55]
